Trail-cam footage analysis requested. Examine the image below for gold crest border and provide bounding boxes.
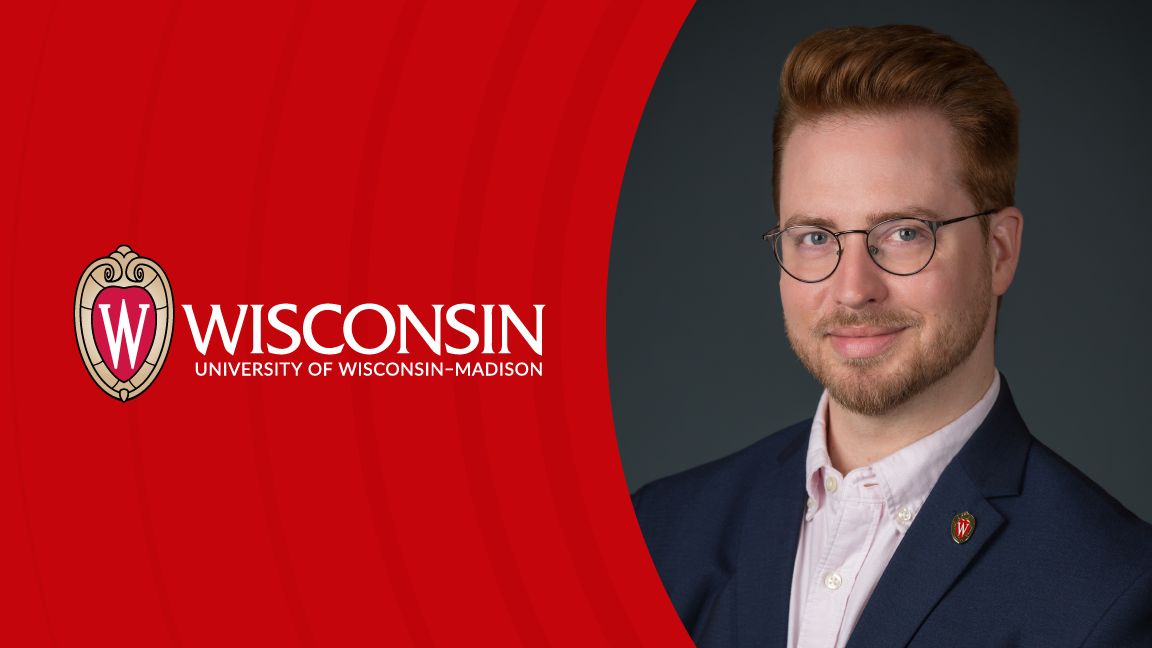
[73,245,174,402]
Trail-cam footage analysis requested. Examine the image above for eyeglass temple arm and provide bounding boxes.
[930,209,997,232]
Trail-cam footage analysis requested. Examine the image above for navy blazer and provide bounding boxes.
[632,376,1152,647]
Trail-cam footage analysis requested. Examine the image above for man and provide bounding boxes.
[631,25,1152,647]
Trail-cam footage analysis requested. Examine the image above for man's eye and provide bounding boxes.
[801,232,829,246]
[893,228,918,242]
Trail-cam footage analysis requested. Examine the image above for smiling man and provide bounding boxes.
[631,25,1152,647]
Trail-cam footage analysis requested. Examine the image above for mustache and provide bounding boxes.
[810,308,923,336]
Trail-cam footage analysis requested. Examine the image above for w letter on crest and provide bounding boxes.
[74,246,173,402]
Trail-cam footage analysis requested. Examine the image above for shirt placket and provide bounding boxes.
[799,472,884,648]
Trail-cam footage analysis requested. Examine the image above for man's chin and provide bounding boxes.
[822,366,919,416]
[806,347,923,416]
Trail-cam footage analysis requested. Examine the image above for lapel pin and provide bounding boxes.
[951,511,976,544]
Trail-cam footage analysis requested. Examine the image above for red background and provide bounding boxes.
[1,0,698,645]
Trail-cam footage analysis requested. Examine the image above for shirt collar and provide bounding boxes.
[803,372,1001,531]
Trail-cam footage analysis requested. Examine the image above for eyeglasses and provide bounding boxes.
[762,209,996,283]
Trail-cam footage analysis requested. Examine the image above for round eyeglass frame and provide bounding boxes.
[761,209,996,283]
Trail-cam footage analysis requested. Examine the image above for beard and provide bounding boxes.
[785,265,992,416]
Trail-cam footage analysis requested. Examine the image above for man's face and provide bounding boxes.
[778,110,994,415]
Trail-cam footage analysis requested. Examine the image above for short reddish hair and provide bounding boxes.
[772,25,1019,233]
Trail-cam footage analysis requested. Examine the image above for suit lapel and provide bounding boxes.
[736,427,808,648]
[845,460,1004,648]
[846,375,1032,648]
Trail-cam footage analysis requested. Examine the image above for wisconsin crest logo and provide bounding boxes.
[74,245,173,401]
[951,511,976,544]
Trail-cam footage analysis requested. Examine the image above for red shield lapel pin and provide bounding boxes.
[951,511,976,544]
[74,246,173,402]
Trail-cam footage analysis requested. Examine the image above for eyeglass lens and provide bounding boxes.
[775,219,936,281]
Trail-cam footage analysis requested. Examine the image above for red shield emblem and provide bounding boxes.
[74,246,173,401]
[951,511,976,544]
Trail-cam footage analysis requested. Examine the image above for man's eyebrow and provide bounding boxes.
[782,207,946,231]
[782,213,837,229]
[864,207,946,227]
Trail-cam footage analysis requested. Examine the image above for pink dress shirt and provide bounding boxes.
[786,372,1000,648]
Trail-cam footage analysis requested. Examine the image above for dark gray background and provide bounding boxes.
[608,0,1152,522]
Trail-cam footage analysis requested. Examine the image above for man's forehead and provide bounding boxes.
[778,111,968,228]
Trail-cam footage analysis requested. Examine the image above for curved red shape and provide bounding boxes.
[2,1,696,645]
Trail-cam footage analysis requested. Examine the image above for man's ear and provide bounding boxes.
[990,207,1023,297]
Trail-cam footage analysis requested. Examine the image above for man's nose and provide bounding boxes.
[828,233,889,308]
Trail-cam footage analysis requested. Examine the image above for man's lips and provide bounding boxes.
[826,326,907,358]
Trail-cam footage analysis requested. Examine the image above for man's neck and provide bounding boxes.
[824,355,996,474]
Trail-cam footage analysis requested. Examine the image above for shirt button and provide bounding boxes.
[897,507,912,522]
[806,497,815,509]
[825,476,838,493]
[824,572,842,590]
